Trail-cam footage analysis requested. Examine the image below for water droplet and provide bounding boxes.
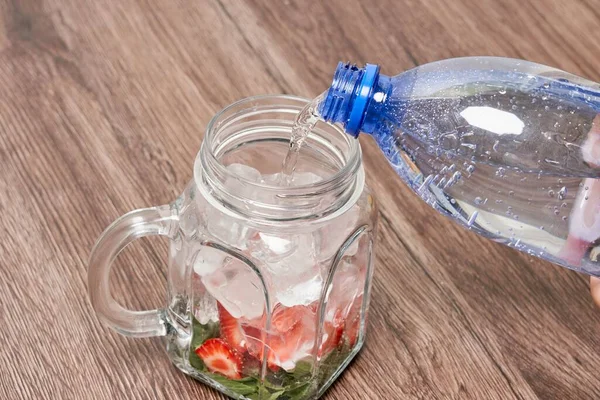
[509,191,515,196]
[496,167,506,177]
[553,122,560,128]
[542,82,550,89]
[474,197,483,205]
[511,105,517,110]
[554,209,560,215]
[514,215,519,220]
[450,198,456,204]
[548,189,555,197]
[544,105,549,111]
[466,165,475,174]
[557,105,563,110]
[468,211,478,227]
[562,216,567,221]
[499,88,507,94]
[531,98,537,104]
[585,186,589,190]
[493,140,499,152]
[539,226,544,230]
[585,195,589,201]
[558,187,567,200]
[496,199,503,204]
[448,164,456,173]
[507,206,513,210]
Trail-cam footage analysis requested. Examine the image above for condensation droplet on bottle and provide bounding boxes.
[509,190,515,196]
[507,206,513,210]
[558,187,567,200]
[493,140,499,152]
[496,199,503,204]
[511,105,517,110]
[467,211,478,227]
[466,165,475,174]
[499,88,507,94]
[548,190,555,197]
[562,216,567,221]
[554,209,560,215]
[496,167,506,177]
[544,105,549,111]
[585,195,589,201]
[539,226,544,230]
[474,197,482,205]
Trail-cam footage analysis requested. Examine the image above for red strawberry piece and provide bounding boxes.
[345,295,363,347]
[195,338,243,379]
[218,302,247,353]
[245,304,316,370]
[319,321,344,356]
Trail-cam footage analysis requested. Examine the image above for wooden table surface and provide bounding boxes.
[2,1,600,399]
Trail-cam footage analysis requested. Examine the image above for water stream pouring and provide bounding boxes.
[318,57,600,275]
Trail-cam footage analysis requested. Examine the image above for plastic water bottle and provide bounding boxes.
[318,57,600,275]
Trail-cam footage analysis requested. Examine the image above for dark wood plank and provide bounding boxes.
[0,0,599,399]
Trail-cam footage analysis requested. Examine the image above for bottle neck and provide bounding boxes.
[319,63,391,136]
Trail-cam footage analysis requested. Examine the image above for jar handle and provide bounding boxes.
[88,205,178,338]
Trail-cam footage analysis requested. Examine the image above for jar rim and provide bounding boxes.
[195,95,363,221]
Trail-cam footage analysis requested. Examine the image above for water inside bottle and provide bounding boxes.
[284,82,600,274]
[373,84,600,274]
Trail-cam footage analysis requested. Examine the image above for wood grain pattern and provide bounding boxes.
[1,0,599,399]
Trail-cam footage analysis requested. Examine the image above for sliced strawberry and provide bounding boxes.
[345,295,363,348]
[271,304,310,332]
[319,321,344,356]
[265,322,306,370]
[218,302,247,353]
[195,338,242,379]
[245,304,316,371]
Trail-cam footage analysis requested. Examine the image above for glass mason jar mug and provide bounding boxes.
[88,95,378,399]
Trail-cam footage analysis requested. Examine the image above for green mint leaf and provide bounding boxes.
[206,373,258,396]
[191,317,220,349]
[189,317,221,371]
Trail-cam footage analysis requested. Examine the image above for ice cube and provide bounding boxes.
[248,230,323,307]
[323,235,369,321]
[206,213,254,251]
[290,171,323,186]
[193,246,226,276]
[226,163,262,182]
[318,205,361,262]
[276,273,323,308]
[202,256,265,320]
